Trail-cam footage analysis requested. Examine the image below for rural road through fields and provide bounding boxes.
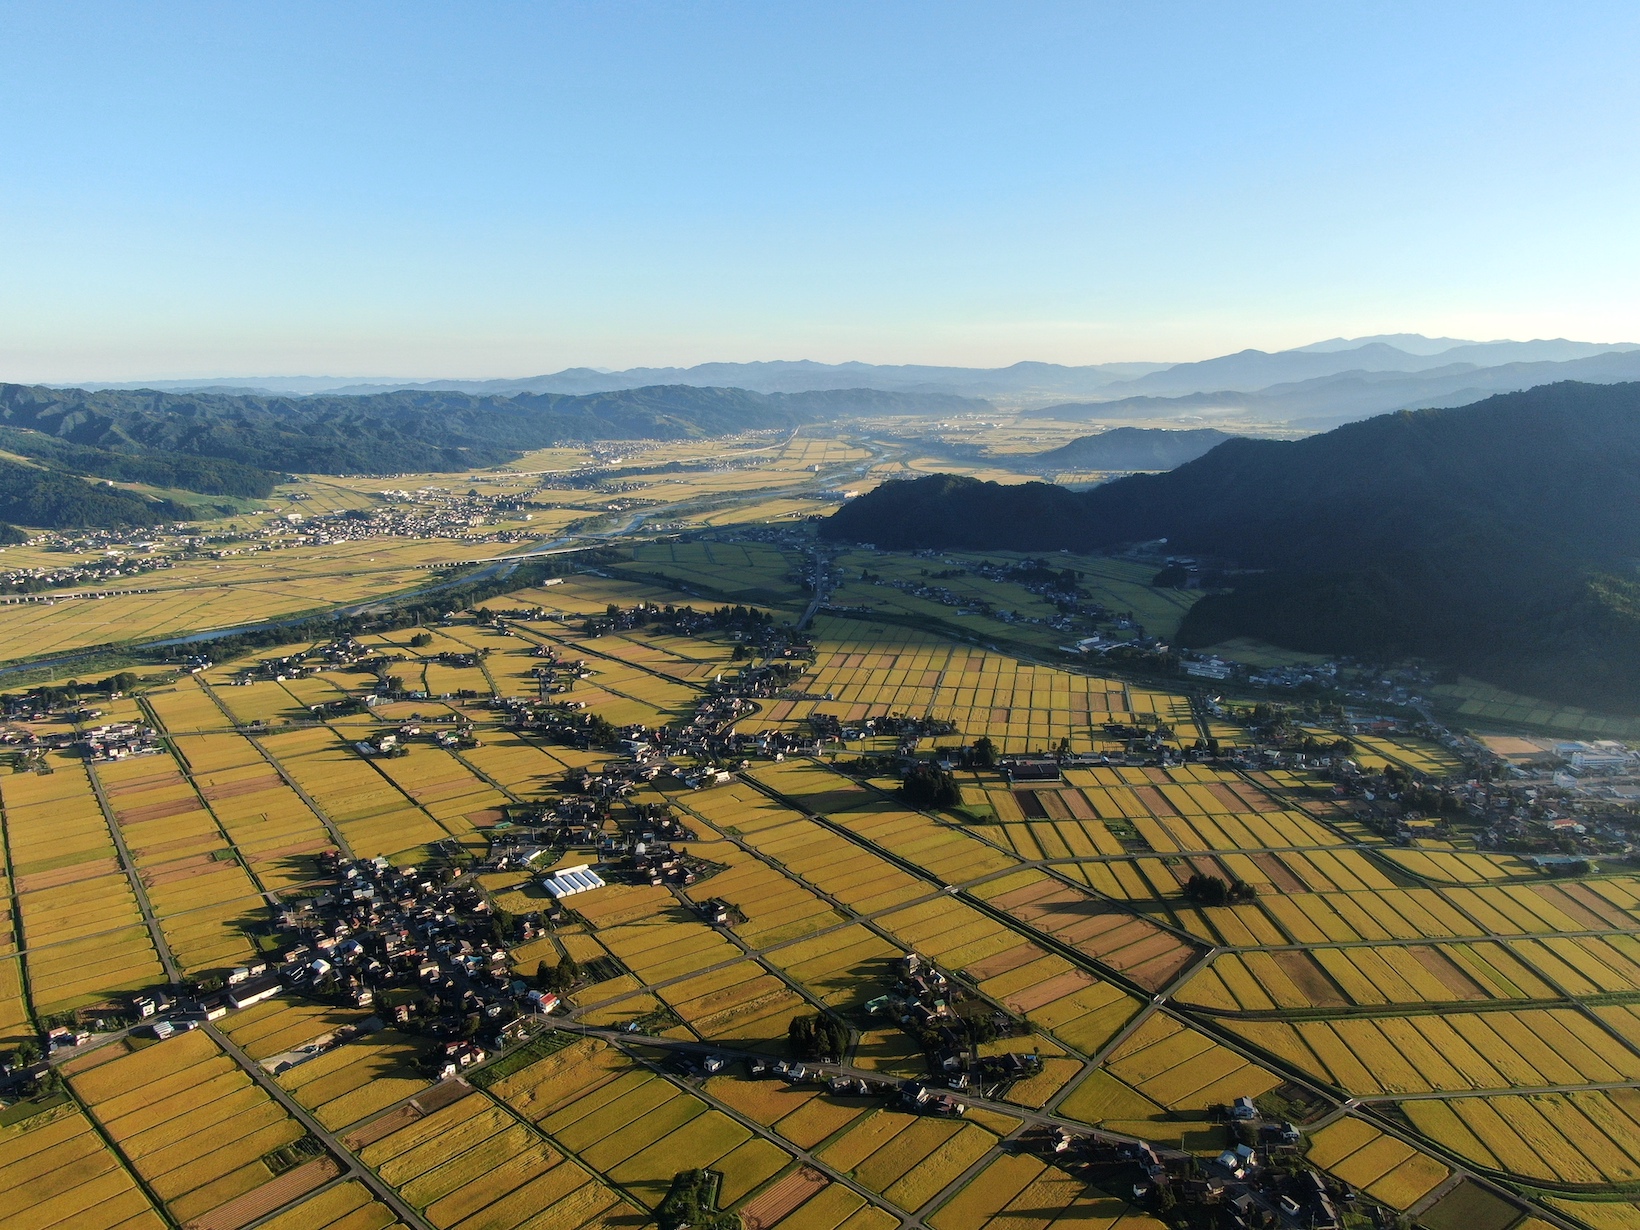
[555,1021,1193,1157]
[552,1023,1587,1230]
[203,1022,435,1230]
[84,760,181,986]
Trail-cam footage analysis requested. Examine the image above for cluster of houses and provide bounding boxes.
[864,954,1032,1095]
[1058,1104,1337,1230]
[110,854,546,1064]
[529,646,594,698]
[286,488,540,546]
[81,722,161,761]
[0,550,175,597]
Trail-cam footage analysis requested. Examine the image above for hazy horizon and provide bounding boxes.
[4,3,1638,382]
[27,332,1640,391]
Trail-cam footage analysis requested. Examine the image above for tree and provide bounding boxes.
[788,1012,849,1060]
[970,736,997,769]
[490,908,516,944]
[1184,873,1229,907]
[550,956,580,992]
[1185,872,1256,906]
[535,959,552,989]
[901,762,959,809]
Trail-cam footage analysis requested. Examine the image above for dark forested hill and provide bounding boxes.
[1020,426,1239,472]
[0,383,982,481]
[0,458,191,529]
[822,382,1640,708]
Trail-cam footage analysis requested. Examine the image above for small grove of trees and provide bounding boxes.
[964,736,997,769]
[535,956,581,993]
[1183,873,1256,907]
[901,762,959,809]
[787,1012,849,1061]
[657,1169,738,1230]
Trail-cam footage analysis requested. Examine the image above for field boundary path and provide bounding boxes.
[84,760,181,986]
[204,1021,435,1230]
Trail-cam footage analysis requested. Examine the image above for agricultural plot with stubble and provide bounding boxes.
[491,1036,787,1213]
[68,1029,318,1226]
[353,1087,643,1230]
[0,1102,165,1230]
[275,1027,431,1131]
[2,753,166,1015]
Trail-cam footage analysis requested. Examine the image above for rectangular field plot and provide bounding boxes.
[353,1088,642,1230]
[490,1036,784,1212]
[3,754,166,1013]
[275,1028,431,1131]
[1059,1013,1280,1132]
[1304,1118,1450,1210]
[655,959,814,1051]
[971,870,1200,992]
[220,995,376,1062]
[1176,942,1561,1012]
[681,780,933,916]
[247,1179,405,1230]
[1402,1092,1640,1185]
[257,727,449,859]
[668,836,848,949]
[866,894,1140,1056]
[368,746,510,831]
[0,1104,164,1230]
[171,732,337,888]
[146,680,236,732]
[68,1029,314,1226]
[1380,849,1538,884]
[94,752,263,974]
[1229,1008,1640,1096]
[927,1149,1145,1230]
[813,1106,1002,1214]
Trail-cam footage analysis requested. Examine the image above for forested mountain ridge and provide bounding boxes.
[822,382,1640,708]
[0,457,191,531]
[0,382,980,481]
[1018,427,1239,472]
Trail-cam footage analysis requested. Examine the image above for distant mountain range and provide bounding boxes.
[1011,427,1239,473]
[0,382,982,521]
[70,334,1640,427]
[73,360,1168,401]
[1026,346,1640,428]
[821,381,1640,709]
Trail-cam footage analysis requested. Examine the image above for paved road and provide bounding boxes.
[556,1022,1190,1158]
[84,760,181,986]
[798,552,831,630]
[182,677,362,860]
[205,1022,434,1230]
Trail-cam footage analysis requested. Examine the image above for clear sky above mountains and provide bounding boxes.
[2,2,1636,381]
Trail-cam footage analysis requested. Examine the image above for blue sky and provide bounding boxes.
[2,2,1637,380]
